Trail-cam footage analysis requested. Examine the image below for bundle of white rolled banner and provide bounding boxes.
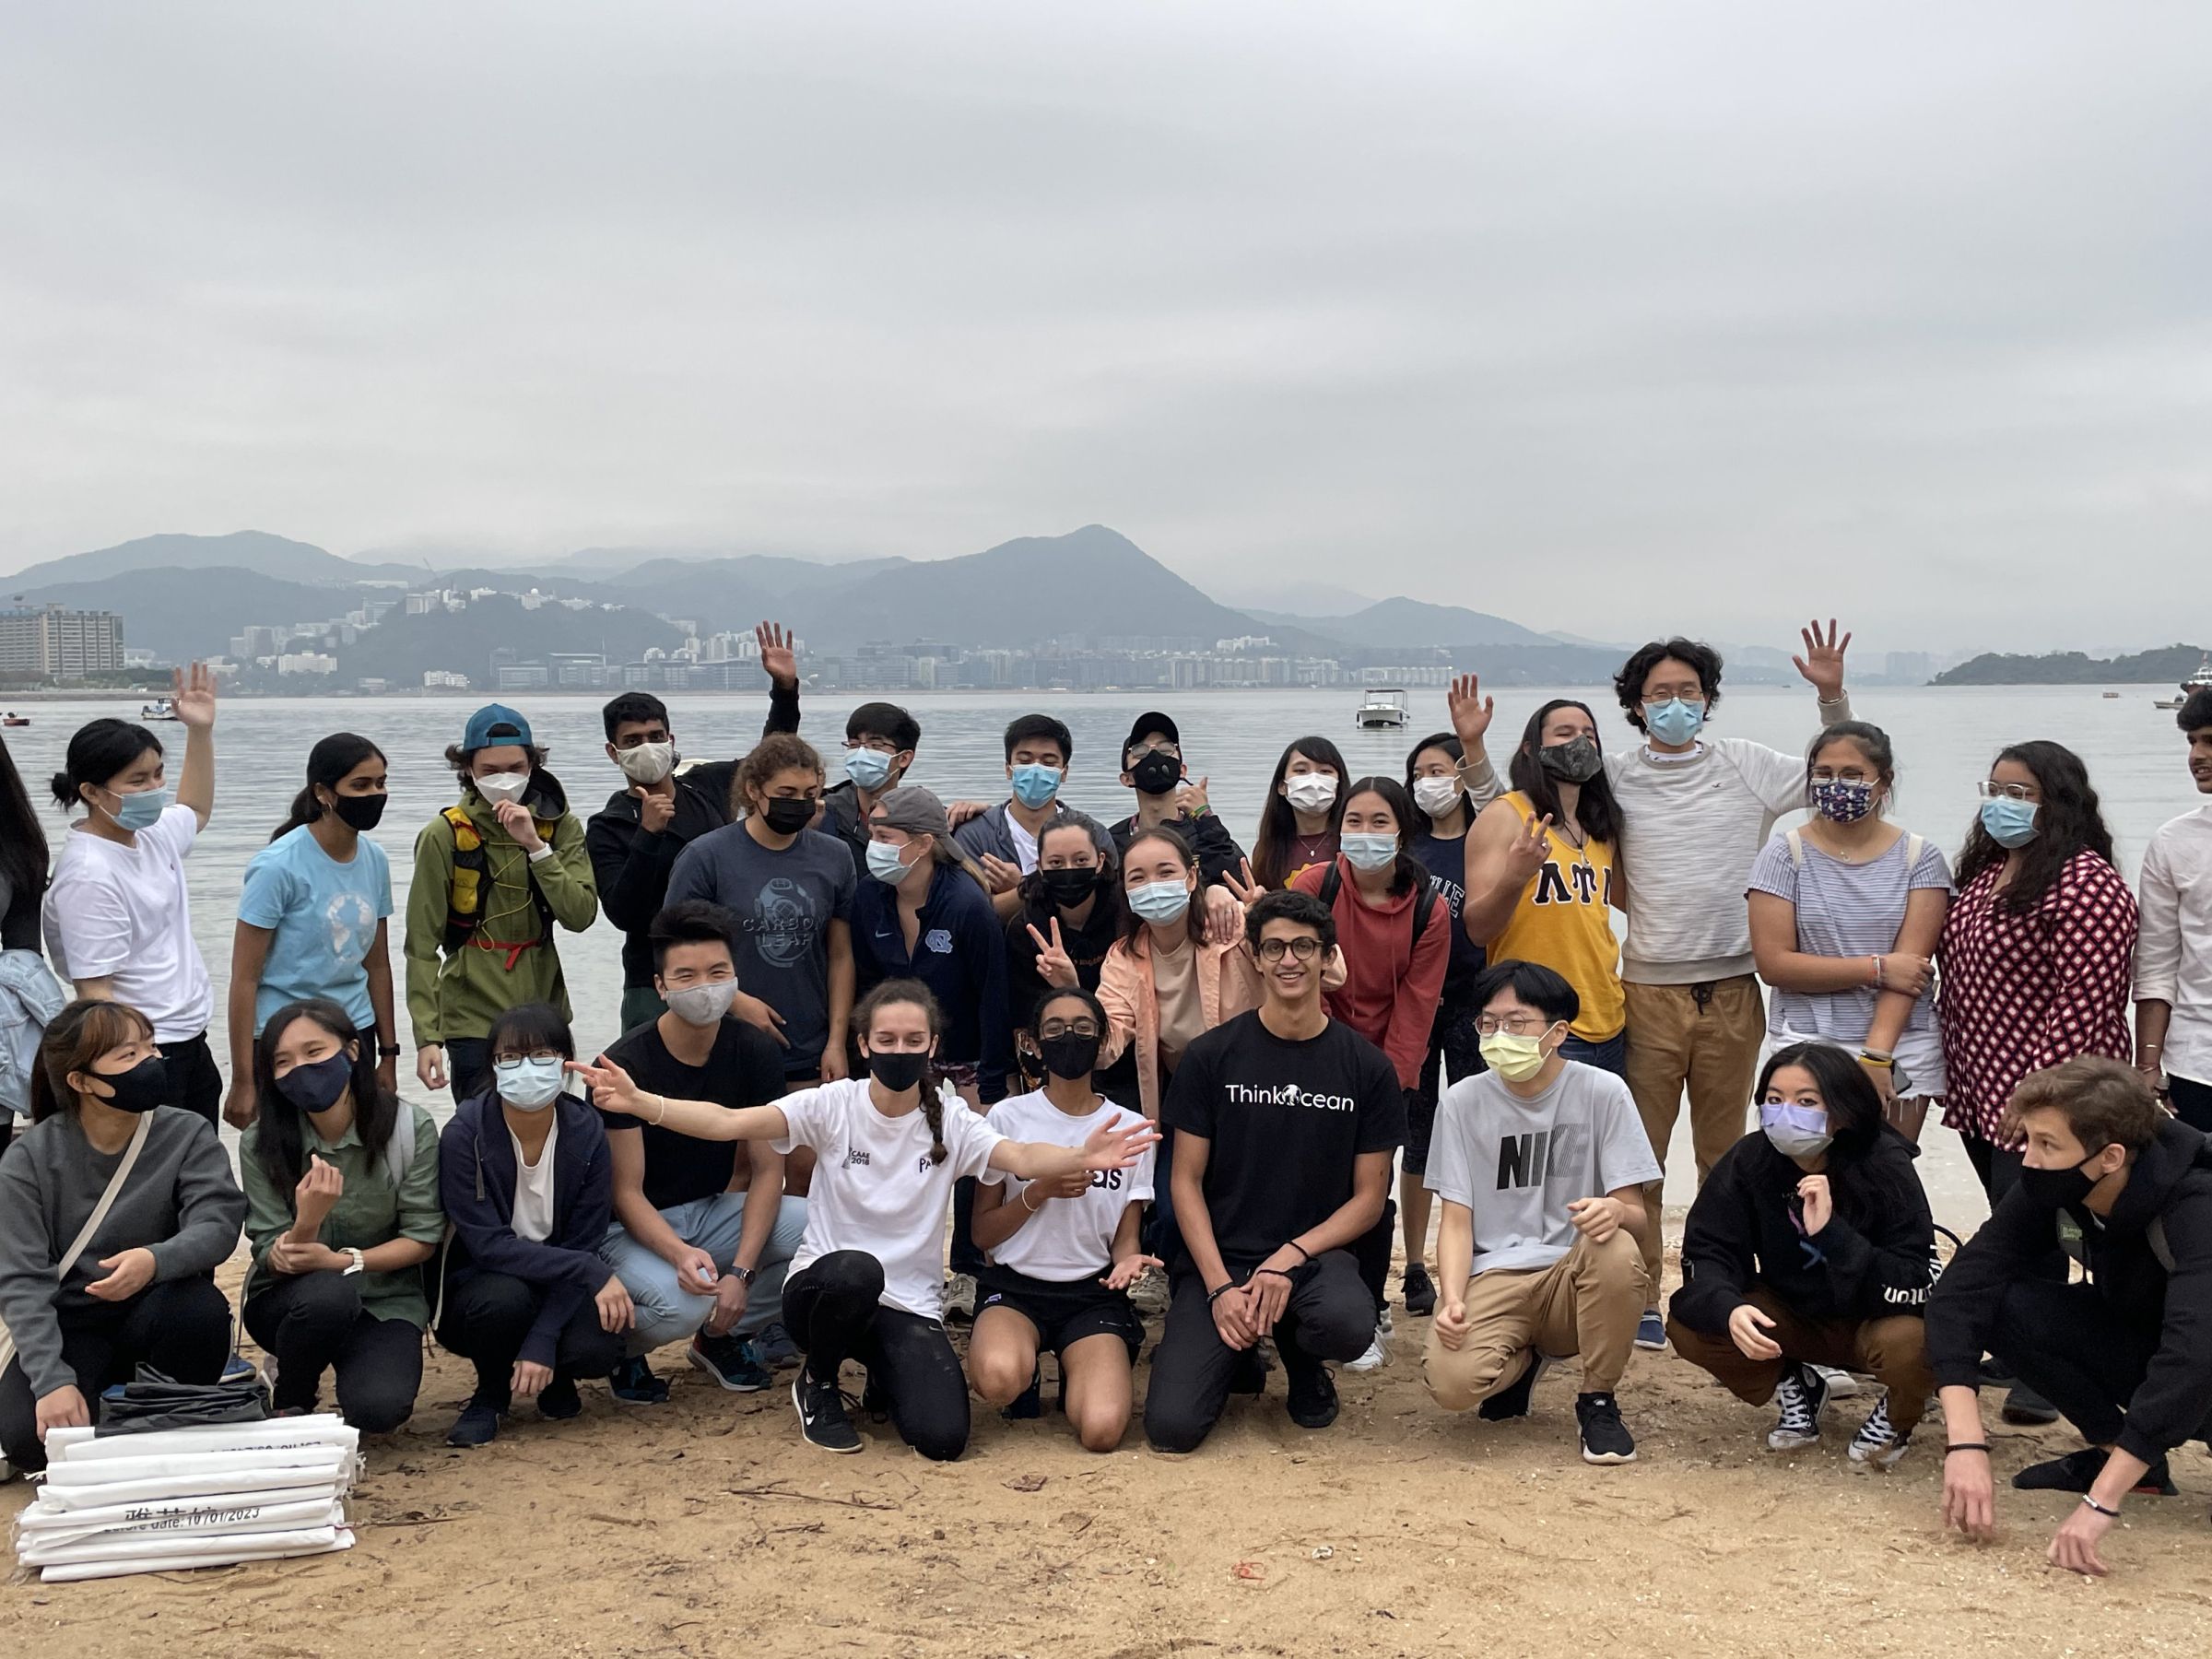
[13,1417,360,1582]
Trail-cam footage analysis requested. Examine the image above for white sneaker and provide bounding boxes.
[1847,1394,1911,1469]
[1346,1330,1389,1373]
[1812,1363,1862,1400]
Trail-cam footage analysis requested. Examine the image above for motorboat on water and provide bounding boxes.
[1354,688,1409,730]
[140,698,180,721]
[2154,655,2212,711]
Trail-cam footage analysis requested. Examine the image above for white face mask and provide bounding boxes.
[475,771,530,806]
[665,979,739,1028]
[495,1055,567,1110]
[1284,773,1338,814]
[617,741,677,786]
[1412,776,1461,818]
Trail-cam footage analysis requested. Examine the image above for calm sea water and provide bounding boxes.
[6,681,2194,1221]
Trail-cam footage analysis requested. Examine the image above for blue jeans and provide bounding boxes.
[1561,1030,1627,1076]
[598,1192,807,1357]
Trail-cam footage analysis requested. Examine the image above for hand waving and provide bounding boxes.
[1792,618,1851,702]
[1447,673,1493,750]
[754,621,798,688]
[170,662,218,730]
[1079,1112,1160,1173]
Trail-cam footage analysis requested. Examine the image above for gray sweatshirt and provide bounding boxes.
[0,1106,246,1397]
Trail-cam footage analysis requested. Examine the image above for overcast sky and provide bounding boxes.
[3,2,2207,652]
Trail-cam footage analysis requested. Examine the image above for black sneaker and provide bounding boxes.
[536,1376,582,1420]
[1576,1391,1638,1465]
[608,1355,669,1406]
[689,1332,771,1393]
[445,1399,501,1449]
[2013,1445,2175,1496]
[2001,1384,2061,1427]
[792,1367,862,1454]
[1478,1351,1553,1421]
[1229,1345,1271,1397]
[1402,1263,1437,1317]
[1284,1352,1339,1430]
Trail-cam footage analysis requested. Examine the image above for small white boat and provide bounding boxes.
[140,698,180,721]
[2154,655,2212,711]
[1354,688,1409,730]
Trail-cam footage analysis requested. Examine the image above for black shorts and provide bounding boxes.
[976,1265,1142,1359]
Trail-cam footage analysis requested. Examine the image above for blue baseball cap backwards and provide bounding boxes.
[463,703,534,750]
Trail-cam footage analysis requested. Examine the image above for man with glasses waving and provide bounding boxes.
[1144,889,1404,1453]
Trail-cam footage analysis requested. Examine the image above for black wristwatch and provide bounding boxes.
[728,1264,759,1286]
[378,1043,402,1059]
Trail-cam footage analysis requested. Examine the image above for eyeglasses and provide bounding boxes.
[1976,781,2038,803]
[1039,1019,1100,1040]
[1639,691,1707,708]
[1255,936,1324,962]
[1475,1015,1550,1036]
[844,738,902,756]
[1129,742,1182,760]
[494,1049,563,1065]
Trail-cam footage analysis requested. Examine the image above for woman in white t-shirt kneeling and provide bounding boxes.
[968,987,1159,1452]
[572,978,1156,1461]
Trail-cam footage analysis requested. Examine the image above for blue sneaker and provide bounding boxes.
[1634,1310,1667,1352]
[755,1321,799,1370]
[608,1355,670,1406]
[446,1399,501,1448]
[689,1332,771,1393]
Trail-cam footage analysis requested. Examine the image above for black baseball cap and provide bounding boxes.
[1123,712,1180,759]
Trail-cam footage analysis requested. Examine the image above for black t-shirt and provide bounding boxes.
[595,1018,785,1212]
[1161,1010,1405,1267]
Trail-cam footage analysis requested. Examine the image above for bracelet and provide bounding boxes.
[1871,955,1886,989]
[651,1093,668,1127]
[1284,1240,1312,1263]
[1253,1266,1295,1282]
[2080,1495,2121,1518]
[2140,1043,2164,1054]
[1858,1053,1894,1070]
[1206,1282,1238,1305]
[378,1043,402,1059]
[1944,1442,1990,1456]
[1021,1186,1045,1213]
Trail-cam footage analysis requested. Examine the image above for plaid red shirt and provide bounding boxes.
[1937,849,2138,1147]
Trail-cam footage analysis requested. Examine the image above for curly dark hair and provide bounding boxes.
[1954,740,2115,915]
[1613,638,1724,733]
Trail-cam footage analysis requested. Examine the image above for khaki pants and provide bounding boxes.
[1423,1231,1648,1409]
[1665,1282,1935,1434]
[1622,977,1764,1292]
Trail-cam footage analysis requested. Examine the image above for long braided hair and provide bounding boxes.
[854,977,949,1164]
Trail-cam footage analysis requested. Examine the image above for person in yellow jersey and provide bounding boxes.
[1460,700,1627,1074]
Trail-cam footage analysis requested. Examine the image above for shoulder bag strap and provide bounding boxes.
[57,1112,154,1279]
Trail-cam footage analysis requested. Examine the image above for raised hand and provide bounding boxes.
[170,661,218,730]
[566,1053,646,1114]
[754,621,798,689]
[1220,857,1265,907]
[494,798,546,853]
[1507,812,1554,883]
[1796,1174,1832,1235]
[292,1153,345,1231]
[1447,673,1493,750]
[1026,916,1079,988]
[1792,618,1851,702]
[1178,775,1211,817]
[634,786,677,835]
[1080,1112,1161,1173]
[1201,882,1242,947]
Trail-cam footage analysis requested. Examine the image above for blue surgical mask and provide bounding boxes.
[1761,1100,1832,1159]
[495,1055,567,1111]
[1980,795,2039,848]
[1644,699,1705,747]
[109,786,171,831]
[1127,879,1192,924]
[1009,763,1063,810]
[866,840,915,885]
[1339,833,1398,872]
[844,747,895,792]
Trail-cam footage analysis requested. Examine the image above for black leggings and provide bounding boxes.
[0,1277,231,1473]
[782,1252,969,1462]
[434,1271,625,1410]
[243,1272,424,1432]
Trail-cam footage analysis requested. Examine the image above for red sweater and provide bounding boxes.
[1291,856,1450,1088]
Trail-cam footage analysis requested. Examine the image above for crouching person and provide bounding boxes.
[1422,961,1660,1465]
[1666,1042,1936,1467]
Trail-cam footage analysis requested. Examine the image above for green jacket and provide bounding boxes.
[403,790,597,1045]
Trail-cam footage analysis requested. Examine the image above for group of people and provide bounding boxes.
[3,615,2211,1579]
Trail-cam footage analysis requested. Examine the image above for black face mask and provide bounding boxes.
[866,1049,930,1093]
[1036,1030,1102,1080]
[276,1052,355,1115]
[761,797,817,836]
[1536,736,1603,783]
[84,1054,169,1115]
[329,793,388,832]
[2017,1154,2110,1209]
[1038,866,1100,908]
[1128,751,1182,797]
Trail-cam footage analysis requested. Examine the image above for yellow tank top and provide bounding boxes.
[1485,791,1624,1041]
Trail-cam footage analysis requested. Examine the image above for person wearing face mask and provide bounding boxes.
[226,734,397,1133]
[41,665,223,1126]
[433,1003,627,1448]
[1462,700,1628,1077]
[591,902,808,1403]
[1666,1043,1936,1468]
[571,980,1157,1459]
[1423,961,1661,1466]
[240,999,442,1431]
[0,999,245,1476]
[1930,1058,2212,1579]
[665,734,857,1091]
[585,624,803,1030]
[1747,724,1953,1144]
[1005,817,1140,1109]
[1106,712,1248,888]
[406,704,598,1107]
[955,714,1117,921]
[818,700,921,874]
[966,988,1158,1452]
[1250,736,1349,890]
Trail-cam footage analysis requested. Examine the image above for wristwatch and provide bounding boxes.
[378,1043,402,1059]
[728,1264,759,1286]
[341,1247,366,1277]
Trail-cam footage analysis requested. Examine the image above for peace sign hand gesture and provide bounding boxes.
[1025,916,1080,988]
[1792,618,1851,702]
[1220,857,1265,907]
[1507,812,1553,882]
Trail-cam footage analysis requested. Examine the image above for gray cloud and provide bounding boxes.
[3,1,2208,651]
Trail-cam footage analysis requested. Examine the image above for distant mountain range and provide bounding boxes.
[1934,644,2209,687]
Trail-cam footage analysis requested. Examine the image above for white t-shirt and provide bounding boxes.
[2138,806,2212,1087]
[41,804,212,1041]
[982,1089,1154,1283]
[773,1078,1005,1320]
[510,1115,559,1243]
[1008,815,1041,876]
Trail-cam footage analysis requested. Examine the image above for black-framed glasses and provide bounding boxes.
[1255,936,1324,962]
[1039,1019,1101,1040]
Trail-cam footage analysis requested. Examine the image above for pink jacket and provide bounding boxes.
[1097,933,1262,1122]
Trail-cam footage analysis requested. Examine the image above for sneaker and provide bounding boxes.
[943,1272,979,1324]
[536,1376,582,1421]
[1813,1363,1863,1400]
[1284,1353,1339,1430]
[1846,1394,1909,1468]
[2014,1445,2176,1496]
[1402,1262,1437,1317]
[754,1321,800,1371]
[608,1355,670,1406]
[1346,1330,1389,1373]
[1477,1351,1553,1422]
[1004,1365,1043,1421]
[1376,1303,1394,1337]
[793,1367,862,1454]
[1129,1272,1171,1318]
[1576,1391,1638,1465]
[689,1332,771,1393]
[220,1350,260,1386]
[1976,1356,2018,1389]
[445,1399,501,1449]
[1766,1362,1830,1451]
[1633,1310,1667,1352]
[2001,1383,2061,1427]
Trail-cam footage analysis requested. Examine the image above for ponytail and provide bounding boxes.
[273,732,387,841]
[919,1081,948,1166]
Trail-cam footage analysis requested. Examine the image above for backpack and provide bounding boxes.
[1318,861,1441,950]
[440,805,559,956]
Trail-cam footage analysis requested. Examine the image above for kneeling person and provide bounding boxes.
[1423,960,1660,1465]
[1144,890,1405,1454]
[968,988,1159,1452]
[1666,1042,1936,1467]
